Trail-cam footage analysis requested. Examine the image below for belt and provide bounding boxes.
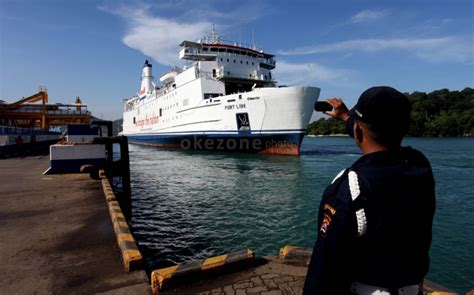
[351,282,422,295]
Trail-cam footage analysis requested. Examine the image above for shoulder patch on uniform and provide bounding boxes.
[348,171,360,201]
[331,168,347,184]
[355,209,367,237]
[348,171,367,237]
[323,203,336,215]
[320,213,332,236]
[320,203,337,237]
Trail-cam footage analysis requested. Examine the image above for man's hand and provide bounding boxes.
[325,98,350,122]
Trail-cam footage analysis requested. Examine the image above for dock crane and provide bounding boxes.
[0,86,91,131]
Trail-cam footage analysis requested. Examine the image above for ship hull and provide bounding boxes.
[122,86,320,156]
[127,131,305,156]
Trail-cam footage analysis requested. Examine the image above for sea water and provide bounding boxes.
[129,137,474,292]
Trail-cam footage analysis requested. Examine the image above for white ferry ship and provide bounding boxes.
[121,32,320,156]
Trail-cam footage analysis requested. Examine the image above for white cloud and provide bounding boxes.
[274,61,353,86]
[278,37,473,64]
[100,2,270,66]
[101,6,211,66]
[351,9,388,24]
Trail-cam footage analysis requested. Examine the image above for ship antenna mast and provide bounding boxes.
[252,28,256,50]
[207,24,224,44]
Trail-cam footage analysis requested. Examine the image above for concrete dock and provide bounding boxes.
[156,257,456,295]
[159,257,307,295]
[0,155,148,294]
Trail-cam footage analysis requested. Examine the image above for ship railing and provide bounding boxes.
[215,67,273,82]
[195,69,273,84]
[0,126,60,136]
[124,100,139,112]
[202,38,264,53]
[8,104,90,115]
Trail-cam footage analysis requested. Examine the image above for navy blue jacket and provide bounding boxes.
[303,147,435,294]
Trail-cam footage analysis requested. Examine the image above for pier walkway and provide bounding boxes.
[160,257,307,295]
[158,256,455,295]
[0,155,148,294]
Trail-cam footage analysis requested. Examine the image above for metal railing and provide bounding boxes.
[0,126,61,136]
[8,104,90,115]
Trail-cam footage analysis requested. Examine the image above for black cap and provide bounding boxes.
[346,86,411,144]
[144,60,152,68]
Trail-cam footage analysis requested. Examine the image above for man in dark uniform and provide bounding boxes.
[303,86,436,294]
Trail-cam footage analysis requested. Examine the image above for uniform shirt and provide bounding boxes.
[303,147,435,294]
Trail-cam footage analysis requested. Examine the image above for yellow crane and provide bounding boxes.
[0,87,91,131]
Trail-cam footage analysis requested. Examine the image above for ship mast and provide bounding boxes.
[206,24,224,44]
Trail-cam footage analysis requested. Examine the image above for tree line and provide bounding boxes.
[307,87,474,137]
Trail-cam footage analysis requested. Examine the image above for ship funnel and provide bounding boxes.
[139,60,154,98]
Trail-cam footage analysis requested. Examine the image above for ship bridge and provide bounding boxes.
[179,41,217,61]
[179,40,275,70]
[179,38,276,94]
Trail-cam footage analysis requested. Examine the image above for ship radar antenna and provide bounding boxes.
[206,24,224,44]
[252,28,256,50]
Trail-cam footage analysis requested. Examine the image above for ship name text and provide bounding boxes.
[225,103,246,111]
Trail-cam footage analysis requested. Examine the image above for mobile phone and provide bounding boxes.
[314,101,333,112]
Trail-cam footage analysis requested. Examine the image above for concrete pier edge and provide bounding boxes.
[151,249,255,294]
[101,178,117,202]
[100,174,143,272]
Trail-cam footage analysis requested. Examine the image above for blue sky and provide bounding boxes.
[1,0,473,120]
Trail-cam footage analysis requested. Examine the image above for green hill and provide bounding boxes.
[307,87,474,137]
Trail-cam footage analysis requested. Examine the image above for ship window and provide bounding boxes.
[213,69,217,77]
[240,61,243,64]
[252,54,257,58]
[159,108,162,116]
[210,47,218,52]
[252,62,254,65]
[220,58,223,61]
[234,60,236,63]
[246,61,249,64]
[227,49,234,53]
[133,117,136,124]
[203,47,208,51]
[227,59,229,62]
[218,48,225,52]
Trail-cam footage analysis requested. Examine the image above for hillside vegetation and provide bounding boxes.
[307,88,474,137]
